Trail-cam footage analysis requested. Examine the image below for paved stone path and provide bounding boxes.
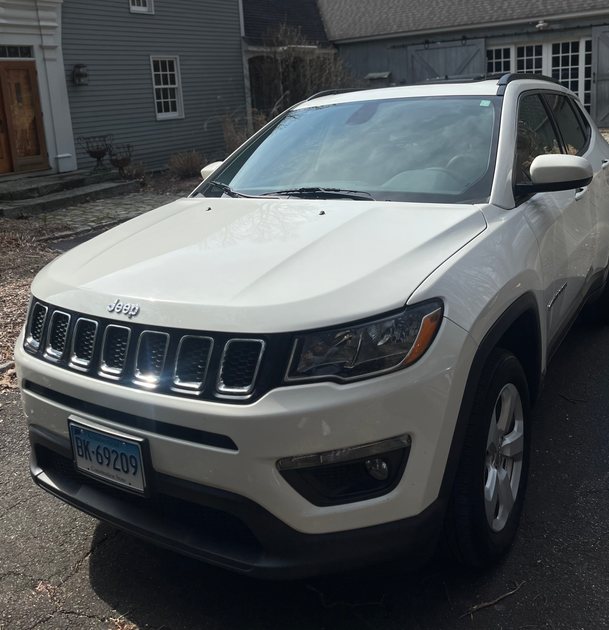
[36,192,184,230]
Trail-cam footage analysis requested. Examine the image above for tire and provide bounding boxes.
[440,348,531,567]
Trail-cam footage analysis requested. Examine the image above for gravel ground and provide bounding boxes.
[0,219,66,387]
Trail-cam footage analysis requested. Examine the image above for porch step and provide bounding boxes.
[0,180,141,219]
[0,170,118,201]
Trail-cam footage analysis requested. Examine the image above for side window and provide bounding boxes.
[569,97,592,143]
[543,93,587,154]
[516,94,561,183]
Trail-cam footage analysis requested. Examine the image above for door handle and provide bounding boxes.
[575,186,588,201]
[602,159,609,170]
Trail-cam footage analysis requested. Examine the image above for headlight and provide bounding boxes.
[285,299,443,383]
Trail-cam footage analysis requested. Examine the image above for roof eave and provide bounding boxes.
[328,8,609,44]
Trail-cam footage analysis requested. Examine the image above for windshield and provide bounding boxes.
[195,95,502,204]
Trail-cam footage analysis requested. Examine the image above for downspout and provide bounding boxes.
[238,0,253,135]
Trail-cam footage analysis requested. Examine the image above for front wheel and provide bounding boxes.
[440,348,531,567]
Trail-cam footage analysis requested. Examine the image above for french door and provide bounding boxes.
[486,38,593,112]
[0,60,49,175]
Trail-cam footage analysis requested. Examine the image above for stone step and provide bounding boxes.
[0,170,118,201]
[0,180,141,219]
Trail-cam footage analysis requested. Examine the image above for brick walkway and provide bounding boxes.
[36,192,184,230]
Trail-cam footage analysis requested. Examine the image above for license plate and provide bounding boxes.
[69,417,146,493]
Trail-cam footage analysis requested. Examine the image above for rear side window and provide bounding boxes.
[543,93,587,154]
[516,94,561,182]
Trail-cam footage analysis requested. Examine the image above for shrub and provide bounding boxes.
[122,162,148,185]
[167,151,207,179]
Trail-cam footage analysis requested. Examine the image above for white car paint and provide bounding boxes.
[15,77,609,553]
[32,198,486,333]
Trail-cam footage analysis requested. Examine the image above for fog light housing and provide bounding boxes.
[277,435,411,506]
[366,458,389,480]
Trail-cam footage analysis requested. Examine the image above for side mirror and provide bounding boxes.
[200,161,224,181]
[516,154,593,196]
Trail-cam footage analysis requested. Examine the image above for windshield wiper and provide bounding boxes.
[261,187,374,201]
[208,180,248,198]
[208,180,277,199]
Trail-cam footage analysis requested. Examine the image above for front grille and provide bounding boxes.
[24,299,277,403]
[100,325,131,376]
[70,318,98,369]
[174,336,213,390]
[218,339,265,394]
[45,311,71,359]
[135,331,169,384]
[37,447,262,553]
[26,302,48,350]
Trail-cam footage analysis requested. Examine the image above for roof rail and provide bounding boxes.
[496,73,560,95]
[306,87,370,101]
[419,73,488,85]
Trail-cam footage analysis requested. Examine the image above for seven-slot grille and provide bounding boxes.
[45,311,71,359]
[101,325,131,376]
[173,336,213,390]
[70,319,98,369]
[24,300,269,401]
[26,302,48,350]
[217,339,265,395]
[135,331,169,384]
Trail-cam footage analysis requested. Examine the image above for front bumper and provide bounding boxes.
[16,317,476,575]
[30,423,445,579]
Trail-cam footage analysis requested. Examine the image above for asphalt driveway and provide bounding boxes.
[1,311,609,630]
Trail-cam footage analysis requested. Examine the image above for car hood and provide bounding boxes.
[33,197,486,333]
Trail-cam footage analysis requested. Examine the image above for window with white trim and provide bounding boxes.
[150,57,184,120]
[486,38,593,112]
[130,0,154,14]
[516,44,543,74]
[486,47,511,73]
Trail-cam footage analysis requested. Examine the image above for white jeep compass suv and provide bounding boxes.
[15,74,609,578]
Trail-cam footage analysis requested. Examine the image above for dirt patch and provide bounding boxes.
[0,218,68,389]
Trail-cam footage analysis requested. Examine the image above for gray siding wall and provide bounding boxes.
[62,0,246,170]
[338,17,605,86]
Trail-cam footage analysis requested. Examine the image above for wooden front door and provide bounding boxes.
[0,61,49,175]
[0,85,12,174]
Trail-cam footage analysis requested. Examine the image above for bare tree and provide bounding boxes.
[218,25,362,155]
[251,24,362,114]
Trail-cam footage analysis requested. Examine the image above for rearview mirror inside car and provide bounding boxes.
[200,161,224,181]
[516,154,593,196]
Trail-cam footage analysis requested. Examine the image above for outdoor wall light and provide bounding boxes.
[536,20,549,30]
[73,64,89,85]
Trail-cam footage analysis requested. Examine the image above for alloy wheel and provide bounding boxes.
[484,383,525,533]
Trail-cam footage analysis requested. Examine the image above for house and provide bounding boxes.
[317,0,609,126]
[0,0,248,179]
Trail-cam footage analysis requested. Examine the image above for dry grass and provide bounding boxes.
[167,150,207,179]
[0,218,67,390]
